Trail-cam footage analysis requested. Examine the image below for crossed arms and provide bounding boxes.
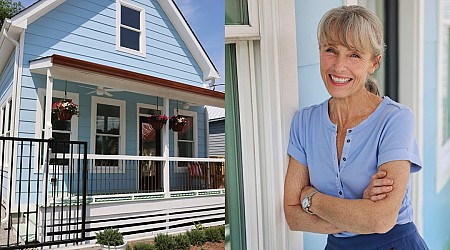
[283,156,410,234]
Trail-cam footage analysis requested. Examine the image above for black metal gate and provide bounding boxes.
[0,137,87,249]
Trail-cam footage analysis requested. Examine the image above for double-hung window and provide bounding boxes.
[91,97,125,170]
[116,1,146,56]
[174,110,197,173]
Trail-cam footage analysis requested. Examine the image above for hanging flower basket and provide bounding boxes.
[57,110,73,121]
[52,100,79,121]
[169,115,187,132]
[148,115,168,130]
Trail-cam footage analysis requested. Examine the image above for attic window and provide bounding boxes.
[117,1,146,56]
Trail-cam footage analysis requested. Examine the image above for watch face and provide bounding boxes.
[301,198,308,208]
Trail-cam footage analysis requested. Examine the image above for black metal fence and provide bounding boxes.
[0,137,87,249]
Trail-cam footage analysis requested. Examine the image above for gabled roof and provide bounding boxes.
[1,0,219,81]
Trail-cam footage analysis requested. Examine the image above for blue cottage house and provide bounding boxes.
[0,0,225,248]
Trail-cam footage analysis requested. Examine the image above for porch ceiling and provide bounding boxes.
[29,54,225,108]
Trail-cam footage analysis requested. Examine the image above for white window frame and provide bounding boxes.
[136,103,164,156]
[35,89,79,172]
[173,109,197,173]
[90,96,126,172]
[437,0,450,192]
[116,0,147,57]
[225,0,260,42]
[0,96,13,171]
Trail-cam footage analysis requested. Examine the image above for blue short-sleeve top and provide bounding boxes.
[287,97,422,238]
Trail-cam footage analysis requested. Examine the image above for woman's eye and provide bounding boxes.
[325,48,335,53]
[350,53,361,58]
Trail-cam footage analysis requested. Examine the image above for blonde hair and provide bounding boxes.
[317,5,384,59]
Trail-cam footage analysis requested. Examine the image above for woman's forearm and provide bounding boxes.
[310,192,396,234]
[285,203,342,234]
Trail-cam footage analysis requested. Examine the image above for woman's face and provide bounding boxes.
[320,43,380,99]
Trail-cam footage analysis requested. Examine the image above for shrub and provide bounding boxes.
[132,242,156,250]
[173,233,190,250]
[95,228,124,247]
[218,225,225,240]
[204,227,222,242]
[186,228,206,246]
[154,233,176,250]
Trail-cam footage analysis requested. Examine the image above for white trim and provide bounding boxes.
[398,0,425,232]
[10,0,65,29]
[437,0,450,192]
[158,0,219,81]
[173,109,198,173]
[36,88,79,140]
[136,103,164,156]
[235,40,263,250]
[116,0,147,57]
[90,96,126,164]
[35,88,79,172]
[225,0,260,42]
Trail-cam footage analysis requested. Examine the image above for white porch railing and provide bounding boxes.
[82,154,225,203]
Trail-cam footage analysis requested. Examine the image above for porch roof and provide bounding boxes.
[29,54,225,108]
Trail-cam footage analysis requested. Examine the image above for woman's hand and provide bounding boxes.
[363,170,394,201]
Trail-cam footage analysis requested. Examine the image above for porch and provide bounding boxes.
[0,129,225,249]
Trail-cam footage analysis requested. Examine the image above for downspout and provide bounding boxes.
[2,19,21,138]
[1,19,22,225]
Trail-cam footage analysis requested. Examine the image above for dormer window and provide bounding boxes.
[116,1,146,56]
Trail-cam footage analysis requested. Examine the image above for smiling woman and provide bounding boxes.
[284,5,429,250]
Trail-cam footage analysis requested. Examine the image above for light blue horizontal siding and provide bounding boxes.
[23,0,204,86]
[0,52,15,105]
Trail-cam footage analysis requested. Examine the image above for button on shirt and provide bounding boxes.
[287,97,422,237]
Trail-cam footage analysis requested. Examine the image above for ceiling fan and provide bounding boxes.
[81,86,122,97]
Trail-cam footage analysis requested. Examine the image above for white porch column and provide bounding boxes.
[163,97,170,197]
[44,69,53,139]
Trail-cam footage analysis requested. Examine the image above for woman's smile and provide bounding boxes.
[329,74,352,86]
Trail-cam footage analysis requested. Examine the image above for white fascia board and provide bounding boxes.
[29,57,53,73]
[157,0,219,82]
[10,0,66,29]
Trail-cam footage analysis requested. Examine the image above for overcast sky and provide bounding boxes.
[20,0,225,92]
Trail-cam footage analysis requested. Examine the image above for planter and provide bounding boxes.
[170,123,185,132]
[100,241,127,250]
[149,119,166,130]
[56,110,73,121]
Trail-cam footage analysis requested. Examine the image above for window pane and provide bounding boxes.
[178,116,193,140]
[1,107,5,134]
[52,132,70,153]
[96,136,119,155]
[121,6,140,30]
[7,100,12,131]
[139,107,161,116]
[225,0,249,25]
[178,141,193,157]
[120,27,140,51]
[97,104,120,134]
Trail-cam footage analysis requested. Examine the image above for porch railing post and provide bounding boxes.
[163,97,170,197]
[163,146,170,198]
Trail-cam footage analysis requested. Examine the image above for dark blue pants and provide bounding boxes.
[325,222,429,250]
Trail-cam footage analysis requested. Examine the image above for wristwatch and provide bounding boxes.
[301,190,318,214]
